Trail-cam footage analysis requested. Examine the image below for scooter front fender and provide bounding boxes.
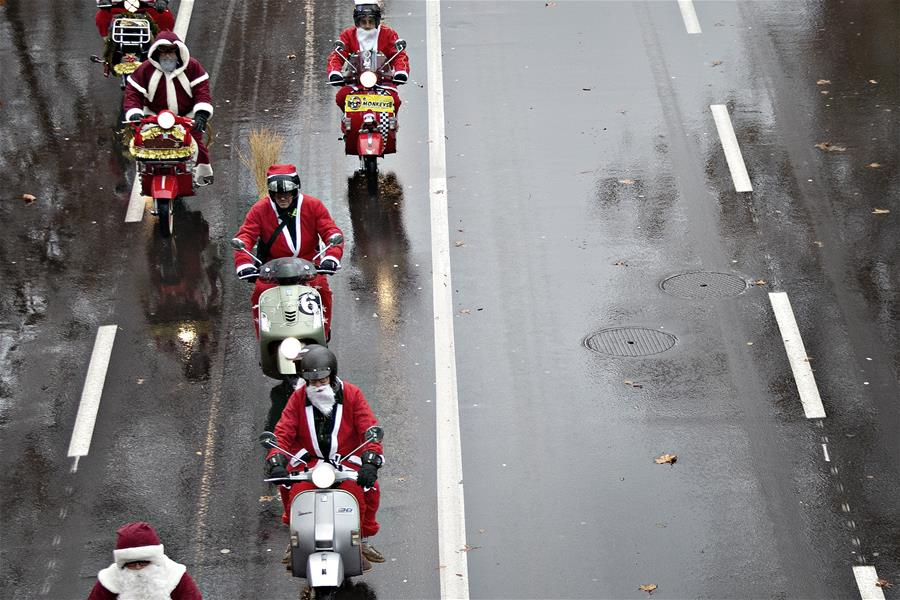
[357,131,384,156]
[151,174,178,200]
[308,552,344,589]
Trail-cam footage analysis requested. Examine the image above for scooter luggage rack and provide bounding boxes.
[136,159,193,174]
[111,18,152,45]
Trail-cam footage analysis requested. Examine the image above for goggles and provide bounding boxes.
[268,178,300,193]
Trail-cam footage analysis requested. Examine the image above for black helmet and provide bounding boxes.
[299,344,337,382]
[266,164,301,203]
[353,2,381,28]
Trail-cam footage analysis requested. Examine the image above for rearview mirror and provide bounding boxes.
[326,233,344,247]
[230,238,246,250]
[364,426,384,443]
[395,39,407,52]
[258,431,278,449]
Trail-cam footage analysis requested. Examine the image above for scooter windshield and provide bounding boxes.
[258,257,317,285]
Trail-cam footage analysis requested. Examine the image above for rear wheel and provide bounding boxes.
[363,155,378,195]
[156,198,173,237]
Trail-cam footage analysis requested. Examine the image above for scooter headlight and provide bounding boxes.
[360,70,378,89]
[311,463,337,488]
[279,337,303,361]
[157,110,176,130]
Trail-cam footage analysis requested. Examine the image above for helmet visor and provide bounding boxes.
[268,178,299,193]
[302,365,332,380]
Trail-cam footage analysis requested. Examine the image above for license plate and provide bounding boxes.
[344,94,395,113]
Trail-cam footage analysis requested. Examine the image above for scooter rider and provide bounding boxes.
[95,0,175,38]
[265,345,385,569]
[123,31,214,186]
[326,1,409,113]
[233,165,344,340]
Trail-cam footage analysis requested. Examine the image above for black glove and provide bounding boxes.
[392,72,408,84]
[128,113,143,122]
[357,463,378,488]
[317,258,339,274]
[237,264,259,283]
[192,110,210,133]
[266,455,289,479]
[329,73,345,86]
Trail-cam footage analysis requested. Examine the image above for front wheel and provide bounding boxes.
[156,198,174,237]
[311,587,338,600]
[363,155,378,195]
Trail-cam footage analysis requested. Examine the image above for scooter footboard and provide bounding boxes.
[289,489,363,579]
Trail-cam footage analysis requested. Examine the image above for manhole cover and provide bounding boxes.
[583,327,677,357]
[661,271,747,299]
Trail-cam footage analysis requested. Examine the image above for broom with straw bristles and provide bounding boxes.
[239,129,285,198]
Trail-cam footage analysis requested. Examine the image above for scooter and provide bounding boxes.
[130,110,198,237]
[231,233,343,380]
[332,39,407,194]
[259,426,384,600]
[91,1,156,88]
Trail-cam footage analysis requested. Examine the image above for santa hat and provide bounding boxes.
[112,522,165,568]
[266,164,299,179]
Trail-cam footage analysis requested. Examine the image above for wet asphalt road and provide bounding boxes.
[0,1,897,599]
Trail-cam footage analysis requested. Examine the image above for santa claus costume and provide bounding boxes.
[123,31,214,183]
[88,522,202,600]
[233,165,344,338]
[326,7,409,112]
[267,379,383,537]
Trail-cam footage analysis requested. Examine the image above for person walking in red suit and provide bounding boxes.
[326,1,409,112]
[265,345,386,569]
[87,522,202,599]
[233,165,344,339]
[95,0,175,38]
[123,31,214,186]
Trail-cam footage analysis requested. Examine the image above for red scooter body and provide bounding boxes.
[342,92,397,157]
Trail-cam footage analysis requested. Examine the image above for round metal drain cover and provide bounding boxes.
[583,327,677,357]
[661,271,747,299]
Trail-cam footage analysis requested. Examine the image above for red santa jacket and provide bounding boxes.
[232,194,344,273]
[268,380,383,467]
[88,567,201,599]
[327,25,409,77]
[124,31,213,122]
[96,7,175,38]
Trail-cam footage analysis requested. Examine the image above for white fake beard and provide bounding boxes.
[308,384,336,417]
[356,26,379,52]
[115,563,172,600]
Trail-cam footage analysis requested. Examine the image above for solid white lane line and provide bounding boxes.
[67,325,118,459]
[677,0,702,34]
[822,444,831,462]
[426,2,470,599]
[710,104,753,192]
[124,180,146,223]
[852,566,886,600]
[124,0,196,223]
[173,0,195,40]
[768,292,826,419]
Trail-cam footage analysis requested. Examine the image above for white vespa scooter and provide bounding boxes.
[259,426,384,599]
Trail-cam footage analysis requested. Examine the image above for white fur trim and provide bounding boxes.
[394,70,408,77]
[191,101,214,117]
[189,73,210,87]
[113,544,164,567]
[125,107,145,121]
[236,263,254,274]
[328,70,342,78]
[126,75,148,97]
[146,70,162,103]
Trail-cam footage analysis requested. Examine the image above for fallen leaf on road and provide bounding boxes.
[136,378,145,384]
[655,454,677,465]
[754,279,767,286]
[868,80,878,84]
[287,53,297,60]
[459,309,471,315]
[545,1,556,5]
[639,584,658,594]
[259,495,275,502]
[22,193,36,203]
[815,142,847,152]
[396,476,407,482]
[618,178,636,185]
[711,60,723,67]
[613,261,628,267]
[220,548,231,554]
[461,544,482,552]
[816,79,831,85]
[814,241,824,247]
[454,240,465,247]
[872,208,890,214]
[477,528,486,534]
[876,579,893,589]
[867,162,882,168]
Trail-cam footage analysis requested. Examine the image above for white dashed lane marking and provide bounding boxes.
[710,104,753,193]
[768,292,826,418]
[677,0,702,34]
[66,325,118,465]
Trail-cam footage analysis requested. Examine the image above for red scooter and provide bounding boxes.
[130,110,197,237]
[332,39,407,194]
